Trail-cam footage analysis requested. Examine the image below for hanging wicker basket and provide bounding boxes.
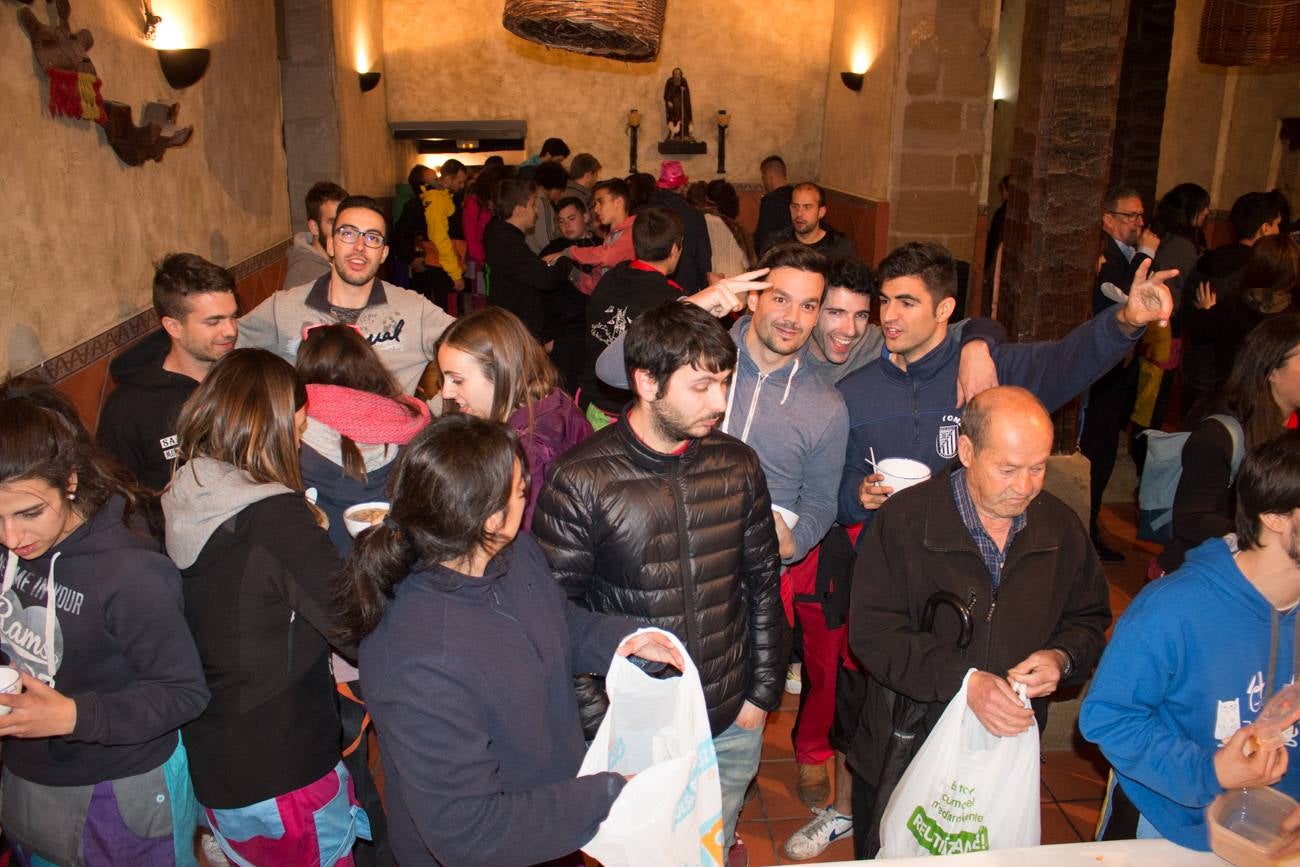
[503,0,666,62]
[1198,0,1300,66]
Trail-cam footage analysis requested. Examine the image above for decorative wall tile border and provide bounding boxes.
[26,238,292,383]
[230,238,292,281]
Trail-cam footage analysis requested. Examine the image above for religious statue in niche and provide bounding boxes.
[658,66,706,155]
[664,67,692,141]
[14,0,193,166]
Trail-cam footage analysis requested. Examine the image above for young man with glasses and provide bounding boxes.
[239,194,455,395]
[1081,186,1161,562]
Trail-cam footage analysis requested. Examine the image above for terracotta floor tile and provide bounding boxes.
[1040,801,1084,845]
[758,759,819,821]
[766,817,856,864]
[762,704,798,762]
[737,819,779,866]
[1059,798,1103,842]
[1042,746,1109,802]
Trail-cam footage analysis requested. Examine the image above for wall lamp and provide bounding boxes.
[359,71,382,92]
[159,48,210,89]
[840,71,865,92]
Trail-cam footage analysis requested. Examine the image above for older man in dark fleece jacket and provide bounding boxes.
[846,387,1112,858]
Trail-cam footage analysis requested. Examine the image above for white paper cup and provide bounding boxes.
[772,505,800,529]
[0,667,22,715]
[876,458,932,493]
[344,502,390,538]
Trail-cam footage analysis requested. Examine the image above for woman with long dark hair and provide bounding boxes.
[0,378,208,865]
[438,307,592,528]
[1132,183,1212,460]
[162,349,367,866]
[297,323,430,551]
[336,414,680,866]
[1158,313,1300,573]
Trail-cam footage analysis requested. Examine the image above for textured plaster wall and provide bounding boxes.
[1157,0,1300,207]
[0,0,289,375]
[818,0,898,200]
[381,0,835,186]
[334,0,395,198]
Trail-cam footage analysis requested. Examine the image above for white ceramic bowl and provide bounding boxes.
[876,457,932,492]
[344,501,390,538]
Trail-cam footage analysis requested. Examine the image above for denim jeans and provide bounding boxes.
[714,716,766,849]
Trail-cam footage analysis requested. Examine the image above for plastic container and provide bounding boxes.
[1252,682,1300,754]
[1207,787,1300,865]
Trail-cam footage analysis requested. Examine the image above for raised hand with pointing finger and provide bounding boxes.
[687,268,771,318]
[1117,259,1176,332]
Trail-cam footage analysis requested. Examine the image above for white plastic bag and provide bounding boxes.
[578,628,724,867]
[879,668,1040,857]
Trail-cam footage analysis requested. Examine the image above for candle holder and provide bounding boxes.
[716,110,729,174]
[627,109,641,173]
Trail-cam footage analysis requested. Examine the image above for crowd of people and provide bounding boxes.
[0,139,1298,867]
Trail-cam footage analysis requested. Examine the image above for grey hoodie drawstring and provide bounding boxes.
[2,549,59,688]
[780,355,800,406]
[723,355,800,444]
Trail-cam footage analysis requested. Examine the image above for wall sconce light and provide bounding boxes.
[359,71,382,92]
[158,48,210,89]
[840,71,865,92]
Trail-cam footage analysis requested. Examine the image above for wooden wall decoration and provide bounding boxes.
[14,0,193,166]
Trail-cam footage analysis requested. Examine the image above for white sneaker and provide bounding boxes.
[200,831,231,866]
[783,807,853,860]
[785,662,803,694]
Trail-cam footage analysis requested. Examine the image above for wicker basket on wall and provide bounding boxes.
[1198,0,1300,66]
[503,0,666,62]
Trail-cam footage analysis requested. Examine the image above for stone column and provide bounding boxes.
[280,0,343,230]
[886,0,997,264]
[998,0,1131,449]
[1110,0,1176,203]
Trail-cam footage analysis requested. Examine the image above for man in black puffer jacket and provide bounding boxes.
[533,302,785,864]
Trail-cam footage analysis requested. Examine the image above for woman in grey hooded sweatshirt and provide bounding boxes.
[162,348,368,867]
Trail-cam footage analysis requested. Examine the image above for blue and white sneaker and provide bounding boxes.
[782,807,853,860]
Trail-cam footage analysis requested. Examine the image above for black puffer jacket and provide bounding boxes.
[532,419,786,736]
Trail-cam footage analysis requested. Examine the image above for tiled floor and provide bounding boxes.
[740,500,1158,864]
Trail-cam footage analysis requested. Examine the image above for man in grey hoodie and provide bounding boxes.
[284,181,348,290]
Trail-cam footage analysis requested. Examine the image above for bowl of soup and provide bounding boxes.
[344,502,390,538]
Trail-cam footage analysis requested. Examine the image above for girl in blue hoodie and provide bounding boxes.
[0,378,209,865]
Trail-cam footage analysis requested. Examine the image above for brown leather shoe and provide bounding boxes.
[797,761,830,808]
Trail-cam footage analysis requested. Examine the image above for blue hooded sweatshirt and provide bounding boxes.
[1079,536,1300,850]
[836,306,1141,528]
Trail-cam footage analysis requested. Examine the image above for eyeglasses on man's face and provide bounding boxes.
[334,225,386,249]
[1107,210,1145,223]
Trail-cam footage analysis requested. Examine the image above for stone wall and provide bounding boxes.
[884,0,996,263]
[0,0,290,375]
[380,0,835,187]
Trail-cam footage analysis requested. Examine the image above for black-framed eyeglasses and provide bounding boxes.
[334,225,385,249]
[1107,210,1145,223]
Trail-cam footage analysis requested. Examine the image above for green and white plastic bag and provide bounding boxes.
[879,668,1040,857]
